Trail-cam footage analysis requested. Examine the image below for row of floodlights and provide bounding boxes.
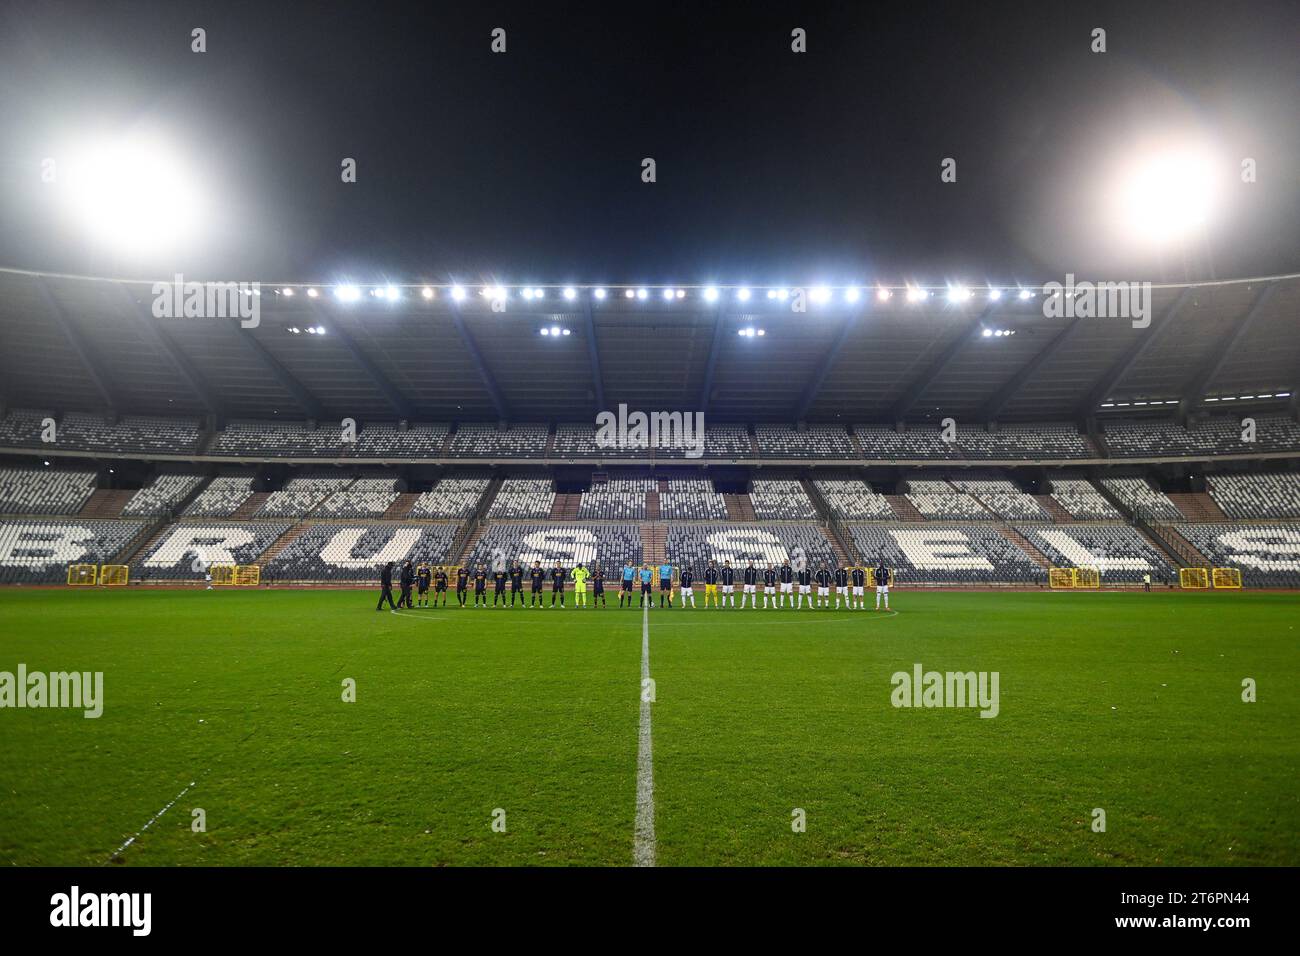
[1099,391,1291,409]
[271,284,1045,304]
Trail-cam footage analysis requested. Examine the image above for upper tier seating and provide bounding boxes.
[951,478,1049,520]
[264,523,460,581]
[409,478,490,519]
[122,473,206,517]
[749,479,818,520]
[1103,415,1300,457]
[656,424,753,459]
[209,421,349,457]
[1048,478,1123,520]
[577,479,655,520]
[0,518,148,583]
[447,424,549,458]
[659,479,728,520]
[314,478,400,517]
[755,425,857,459]
[554,423,652,458]
[955,424,1092,459]
[815,479,895,520]
[847,524,1043,584]
[183,476,254,517]
[1100,477,1183,520]
[664,523,835,576]
[1176,522,1300,588]
[1018,525,1175,582]
[352,424,449,458]
[465,523,643,571]
[0,409,54,447]
[257,476,354,517]
[854,425,964,460]
[57,413,203,455]
[1207,473,1300,520]
[0,468,96,515]
[488,479,555,518]
[132,521,292,580]
[904,479,989,520]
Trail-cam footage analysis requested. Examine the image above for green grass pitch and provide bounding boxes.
[1,587,1296,866]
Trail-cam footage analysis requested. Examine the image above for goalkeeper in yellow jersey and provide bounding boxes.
[572,563,590,608]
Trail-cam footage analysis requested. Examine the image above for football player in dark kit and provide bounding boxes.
[509,561,524,606]
[473,564,488,607]
[850,565,866,610]
[591,564,606,608]
[492,566,508,606]
[455,565,469,607]
[529,561,546,607]
[416,563,432,607]
[741,561,758,609]
[720,560,736,608]
[398,559,415,609]
[874,560,893,611]
[434,567,449,607]
[814,563,832,609]
[834,564,850,610]
[376,561,397,611]
[762,564,778,608]
[796,565,813,610]
[550,563,567,607]
[778,559,794,608]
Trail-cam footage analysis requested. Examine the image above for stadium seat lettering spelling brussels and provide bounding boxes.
[1177,522,1300,588]
[1018,524,1175,582]
[132,522,293,581]
[847,524,1041,584]
[0,519,147,584]
[265,524,459,581]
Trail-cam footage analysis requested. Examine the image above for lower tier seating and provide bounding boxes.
[847,524,1042,584]
[0,519,147,583]
[664,523,835,577]
[264,523,460,581]
[184,476,255,517]
[1175,523,1300,588]
[1019,525,1176,582]
[0,468,97,515]
[465,523,643,572]
[122,473,205,517]
[815,479,895,520]
[132,521,293,580]
[1208,473,1300,520]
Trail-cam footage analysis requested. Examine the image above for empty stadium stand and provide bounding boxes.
[904,479,989,520]
[1100,477,1183,521]
[257,476,354,517]
[409,477,490,519]
[447,424,549,458]
[755,425,857,458]
[815,479,895,520]
[264,523,460,581]
[0,468,97,515]
[464,523,643,570]
[951,478,1049,520]
[1019,525,1176,582]
[122,473,206,517]
[1047,478,1123,520]
[1208,473,1300,520]
[0,518,148,583]
[664,523,836,576]
[183,475,255,517]
[749,479,818,520]
[659,479,728,520]
[577,478,655,519]
[1175,523,1300,588]
[488,479,556,518]
[132,521,294,581]
[847,524,1043,584]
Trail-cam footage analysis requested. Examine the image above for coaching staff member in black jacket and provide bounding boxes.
[377,561,397,611]
[398,559,415,608]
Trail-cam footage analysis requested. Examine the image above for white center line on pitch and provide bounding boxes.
[106,777,200,863]
[634,603,656,867]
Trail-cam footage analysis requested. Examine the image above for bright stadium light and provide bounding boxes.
[61,133,208,257]
[844,287,860,303]
[335,284,360,302]
[385,286,401,301]
[1114,147,1220,245]
[703,286,719,302]
[550,325,561,336]
[539,327,550,336]
[421,287,434,299]
[982,328,993,337]
[533,288,545,300]
[636,288,648,300]
[736,287,751,301]
[563,287,577,300]
[593,288,607,300]
[906,287,928,303]
[1018,288,1033,300]
[810,286,831,304]
[876,287,892,302]
[624,289,635,299]
[562,329,571,336]
[662,288,675,301]
[306,288,319,298]
[987,288,1002,301]
[281,287,295,297]
[451,285,467,301]
[521,287,534,300]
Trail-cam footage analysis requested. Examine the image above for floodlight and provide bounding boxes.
[703,286,719,302]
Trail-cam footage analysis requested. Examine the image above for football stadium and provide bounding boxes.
[0,0,1296,936]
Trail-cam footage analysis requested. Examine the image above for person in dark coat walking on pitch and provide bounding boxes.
[398,559,415,608]
[377,562,397,611]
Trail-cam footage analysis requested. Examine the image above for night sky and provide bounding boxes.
[1,0,1297,285]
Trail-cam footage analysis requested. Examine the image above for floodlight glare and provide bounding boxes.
[988,288,1002,301]
[550,326,561,336]
[385,286,401,301]
[1115,147,1219,245]
[521,288,535,300]
[451,285,467,301]
[421,287,434,299]
[539,328,550,336]
[1018,288,1033,300]
[624,289,635,299]
[810,286,831,304]
[563,287,577,300]
[593,288,607,300]
[703,286,719,302]
[906,287,928,302]
[636,288,648,300]
[306,288,319,298]
[281,288,295,297]
[62,134,207,257]
[736,287,751,301]
[876,288,892,302]
[844,287,860,303]
[982,328,993,337]
[335,284,360,302]
[663,288,676,301]
[947,286,970,303]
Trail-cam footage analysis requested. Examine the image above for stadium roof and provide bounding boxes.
[1,269,1297,425]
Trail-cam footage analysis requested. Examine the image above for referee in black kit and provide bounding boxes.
[376,561,397,611]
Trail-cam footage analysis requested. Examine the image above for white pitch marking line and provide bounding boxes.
[107,779,198,863]
[634,603,656,867]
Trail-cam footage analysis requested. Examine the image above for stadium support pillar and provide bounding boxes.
[889,303,998,422]
[449,311,509,421]
[1076,286,1192,418]
[38,276,122,412]
[698,306,727,413]
[116,283,224,417]
[582,300,606,413]
[1179,281,1278,412]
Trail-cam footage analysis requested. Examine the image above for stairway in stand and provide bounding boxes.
[1033,494,1075,522]
[79,489,134,518]
[231,492,270,519]
[885,495,925,521]
[999,526,1051,568]
[1168,492,1227,522]
[640,524,666,566]
[383,492,420,519]
[723,493,755,521]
